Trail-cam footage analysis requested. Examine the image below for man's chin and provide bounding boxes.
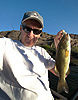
[24,39,37,47]
[24,41,34,47]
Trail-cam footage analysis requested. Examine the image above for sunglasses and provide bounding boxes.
[22,24,42,35]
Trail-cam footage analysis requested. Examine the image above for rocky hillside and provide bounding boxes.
[0,30,78,66]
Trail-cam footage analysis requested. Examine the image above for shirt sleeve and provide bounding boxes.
[43,48,55,70]
[0,37,6,70]
[38,46,55,70]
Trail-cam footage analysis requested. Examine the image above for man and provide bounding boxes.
[0,11,65,100]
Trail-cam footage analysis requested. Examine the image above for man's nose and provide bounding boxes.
[28,30,34,37]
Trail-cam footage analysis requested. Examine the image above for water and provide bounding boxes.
[49,66,78,99]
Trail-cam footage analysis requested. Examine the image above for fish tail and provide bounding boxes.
[57,79,69,93]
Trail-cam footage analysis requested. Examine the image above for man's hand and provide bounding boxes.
[54,30,67,50]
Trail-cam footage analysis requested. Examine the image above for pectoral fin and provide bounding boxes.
[66,67,70,75]
[54,63,59,75]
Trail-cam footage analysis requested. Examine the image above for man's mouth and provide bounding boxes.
[25,37,34,41]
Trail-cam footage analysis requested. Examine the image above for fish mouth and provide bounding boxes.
[63,33,70,41]
[66,33,69,37]
[66,34,70,40]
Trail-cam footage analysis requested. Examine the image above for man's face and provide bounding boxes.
[20,20,42,47]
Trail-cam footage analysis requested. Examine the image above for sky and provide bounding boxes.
[0,0,78,35]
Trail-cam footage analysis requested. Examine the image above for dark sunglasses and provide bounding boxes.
[22,24,42,35]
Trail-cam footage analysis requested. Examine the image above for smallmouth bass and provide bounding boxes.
[55,32,71,93]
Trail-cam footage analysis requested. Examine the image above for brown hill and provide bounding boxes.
[0,30,78,66]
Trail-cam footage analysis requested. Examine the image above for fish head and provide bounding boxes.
[59,33,70,49]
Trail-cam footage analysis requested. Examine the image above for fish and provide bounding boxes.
[55,32,71,93]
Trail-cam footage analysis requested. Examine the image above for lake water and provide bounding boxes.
[49,66,78,99]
